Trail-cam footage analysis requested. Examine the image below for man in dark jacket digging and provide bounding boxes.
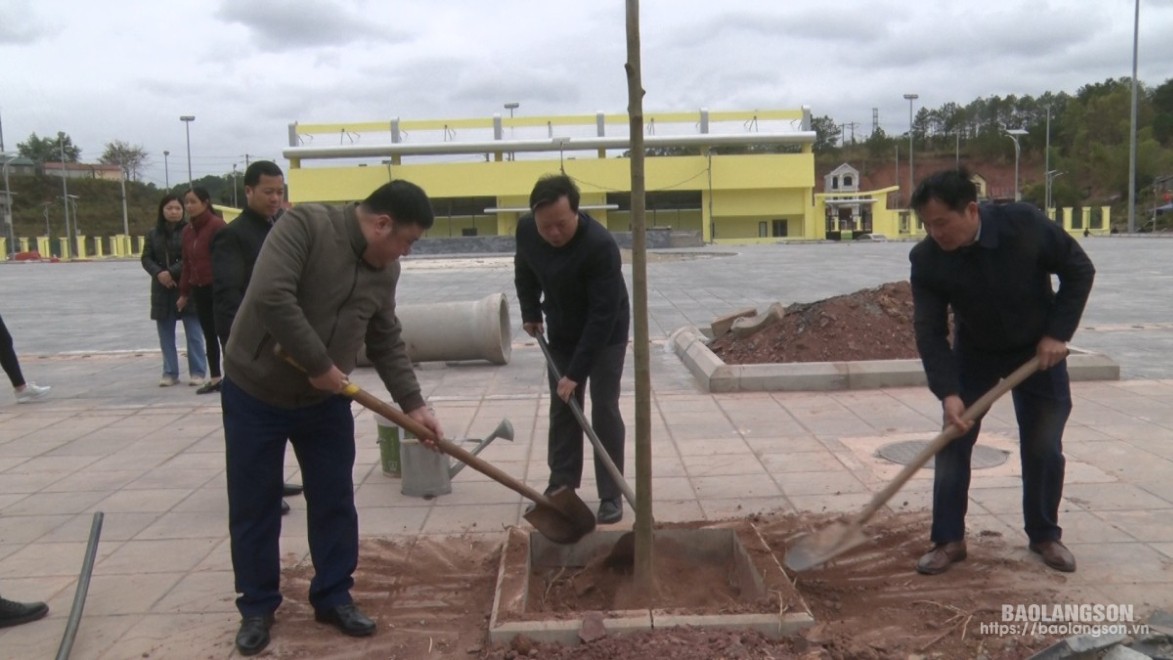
[212,160,300,516]
[515,174,631,525]
[909,167,1094,576]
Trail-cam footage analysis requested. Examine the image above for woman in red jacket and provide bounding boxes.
[178,187,227,394]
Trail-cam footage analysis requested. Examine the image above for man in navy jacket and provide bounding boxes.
[515,174,631,524]
[909,168,1095,575]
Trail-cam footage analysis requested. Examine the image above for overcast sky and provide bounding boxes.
[2,0,1171,189]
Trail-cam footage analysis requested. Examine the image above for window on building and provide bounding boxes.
[844,175,853,187]
[772,219,788,237]
[831,176,839,190]
[758,221,768,237]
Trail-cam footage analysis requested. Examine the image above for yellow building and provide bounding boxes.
[283,108,904,244]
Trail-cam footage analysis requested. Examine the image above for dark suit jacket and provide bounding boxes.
[212,207,273,344]
[909,202,1095,400]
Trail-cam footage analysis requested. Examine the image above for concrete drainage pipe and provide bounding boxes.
[360,292,513,366]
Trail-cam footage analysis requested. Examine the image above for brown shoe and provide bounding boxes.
[1029,540,1076,572]
[916,540,967,575]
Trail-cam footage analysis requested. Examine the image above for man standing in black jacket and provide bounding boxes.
[515,174,631,524]
[909,168,1095,576]
[212,160,302,516]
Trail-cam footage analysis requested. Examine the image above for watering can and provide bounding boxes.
[400,418,514,498]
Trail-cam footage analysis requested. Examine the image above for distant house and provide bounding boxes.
[0,154,37,177]
[970,172,989,200]
[43,162,123,182]
[818,163,880,237]
[824,163,860,193]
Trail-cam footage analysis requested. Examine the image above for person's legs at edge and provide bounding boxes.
[288,395,359,611]
[1014,363,1074,570]
[1,312,49,402]
[589,342,626,504]
[193,285,220,378]
[156,315,180,384]
[545,344,586,492]
[0,313,27,389]
[223,378,289,619]
[180,311,208,381]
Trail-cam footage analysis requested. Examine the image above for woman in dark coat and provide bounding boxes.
[142,194,207,386]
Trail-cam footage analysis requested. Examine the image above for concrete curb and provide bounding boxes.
[670,326,1121,393]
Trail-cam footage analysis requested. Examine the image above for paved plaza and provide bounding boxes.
[1,238,1172,657]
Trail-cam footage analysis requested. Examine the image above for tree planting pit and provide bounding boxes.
[488,522,814,646]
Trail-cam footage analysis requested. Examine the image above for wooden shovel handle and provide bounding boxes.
[275,347,556,508]
[853,356,1041,525]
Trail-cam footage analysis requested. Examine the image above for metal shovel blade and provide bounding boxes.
[523,486,597,545]
[783,519,872,572]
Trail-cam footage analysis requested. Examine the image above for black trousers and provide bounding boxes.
[932,351,1071,545]
[545,342,627,501]
[191,285,221,378]
[0,313,25,388]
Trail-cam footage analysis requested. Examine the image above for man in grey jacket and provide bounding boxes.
[222,180,444,656]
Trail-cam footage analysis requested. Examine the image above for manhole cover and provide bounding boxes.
[876,440,1010,470]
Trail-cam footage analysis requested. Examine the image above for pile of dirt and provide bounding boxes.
[708,281,921,365]
[268,511,1078,659]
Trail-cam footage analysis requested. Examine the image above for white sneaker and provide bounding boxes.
[15,383,51,404]
[188,376,205,387]
[159,376,180,387]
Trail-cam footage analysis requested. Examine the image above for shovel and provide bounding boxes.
[536,336,641,566]
[276,349,596,544]
[783,356,1041,572]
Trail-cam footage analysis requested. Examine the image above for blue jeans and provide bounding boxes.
[156,313,207,379]
[222,378,358,617]
[931,352,1071,545]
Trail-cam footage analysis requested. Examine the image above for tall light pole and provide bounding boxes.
[119,160,130,236]
[59,135,72,258]
[232,163,239,207]
[163,150,171,189]
[180,115,195,190]
[1044,106,1052,217]
[1005,128,1028,202]
[1046,170,1064,213]
[903,94,918,205]
[1,152,14,256]
[1127,0,1140,233]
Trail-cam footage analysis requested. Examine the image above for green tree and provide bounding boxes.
[810,115,839,153]
[17,131,82,163]
[100,140,150,181]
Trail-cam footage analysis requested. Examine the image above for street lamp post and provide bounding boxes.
[1127,0,1140,233]
[59,135,73,258]
[180,115,195,190]
[232,164,239,207]
[902,94,918,205]
[1,152,14,256]
[163,150,170,189]
[1004,129,1028,202]
[1045,170,1064,213]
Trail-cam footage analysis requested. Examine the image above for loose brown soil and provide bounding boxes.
[709,281,921,364]
[266,510,1078,659]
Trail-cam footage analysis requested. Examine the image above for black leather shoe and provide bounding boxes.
[315,603,375,637]
[196,380,222,395]
[597,498,623,524]
[234,615,274,656]
[282,483,304,497]
[280,499,291,515]
[0,597,49,628]
[1030,540,1076,572]
[916,540,967,575]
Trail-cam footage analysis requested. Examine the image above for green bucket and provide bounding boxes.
[374,414,411,478]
